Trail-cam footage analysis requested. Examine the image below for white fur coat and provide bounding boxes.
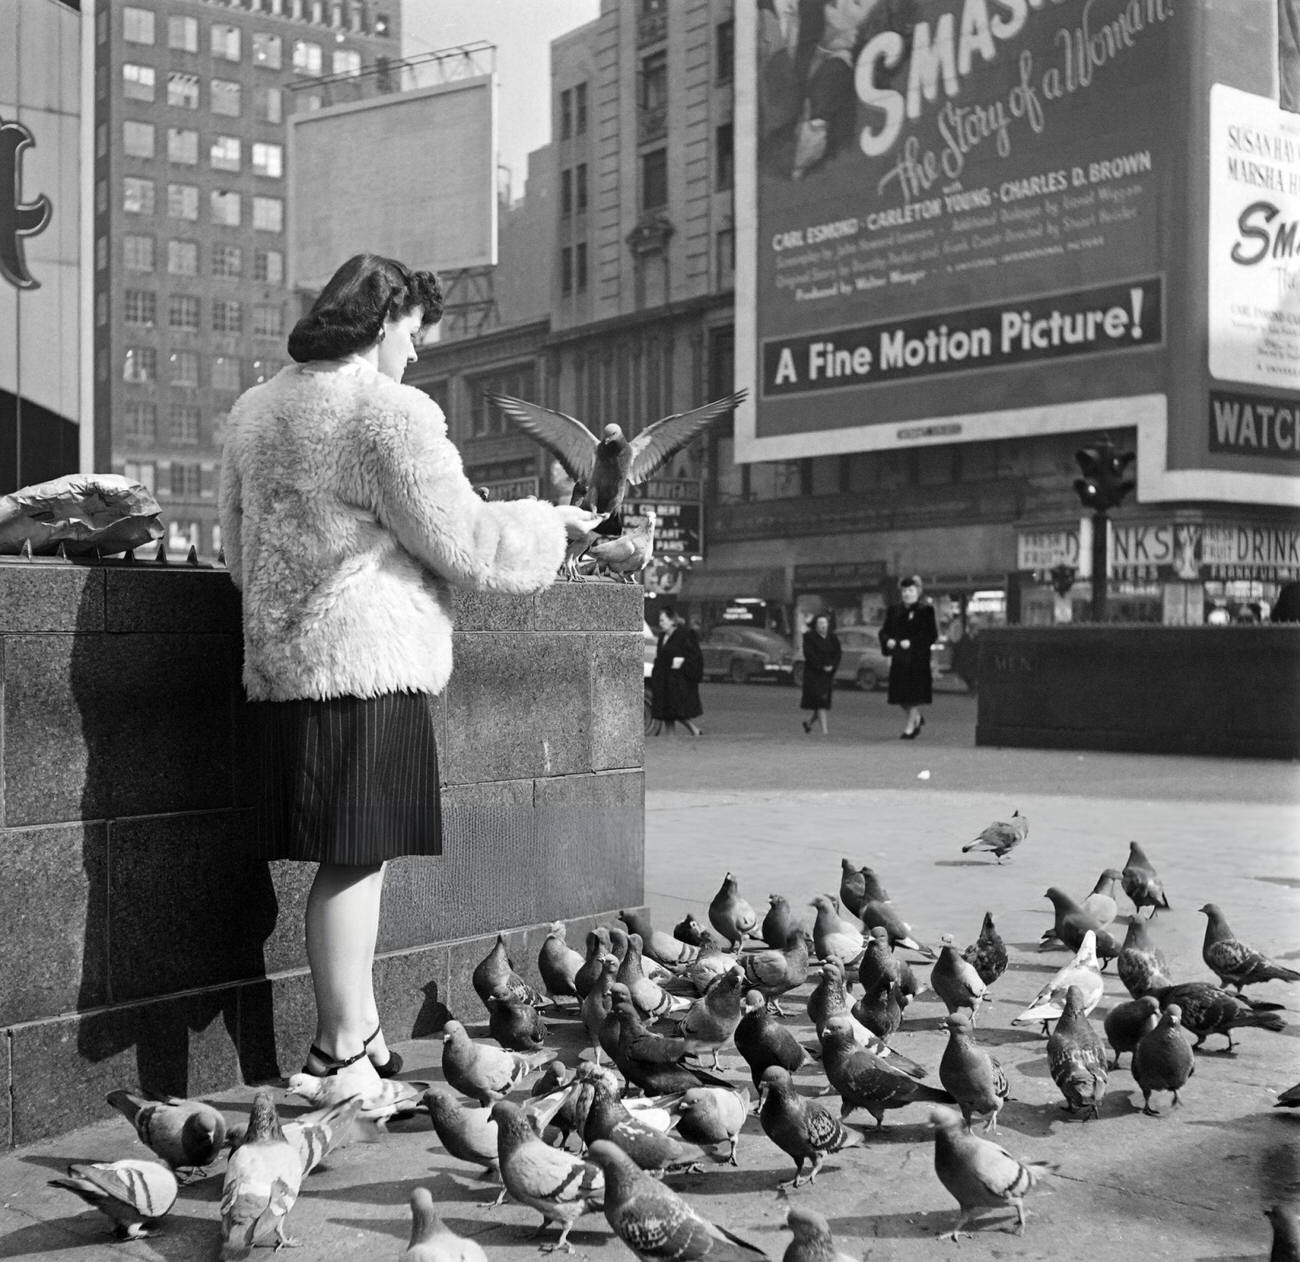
[218,361,566,701]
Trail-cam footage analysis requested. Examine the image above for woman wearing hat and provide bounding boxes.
[879,575,937,739]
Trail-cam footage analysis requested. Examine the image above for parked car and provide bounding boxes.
[791,624,949,692]
[698,626,796,683]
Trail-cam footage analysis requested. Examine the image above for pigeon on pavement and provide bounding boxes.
[931,935,988,1026]
[582,958,620,1065]
[49,1159,178,1241]
[741,927,812,1014]
[538,922,586,1005]
[674,914,710,946]
[961,810,1027,862]
[671,1086,751,1166]
[1147,980,1287,1051]
[855,891,935,958]
[930,1105,1053,1240]
[676,968,746,1069]
[1040,887,1122,963]
[852,971,902,1042]
[582,1078,710,1175]
[962,912,1008,987]
[1046,984,1108,1121]
[1012,931,1104,1035]
[735,989,813,1088]
[575,929,616,1001]
[491,1099,605,1252]
[620,932,692,1019]
[1200,903,1300,992]
[473,934,548,1009]
[586,1138,769,1262]
[709,872,759,952]
[1131,1004,1196,1116]
[105,1089,226,1177]
[401,1186,489,1262]
[422,1088,501,1174]
[761,894,798,948]
[838,862,869,919]
[819,1015,952,1128]
[1116,917,1174,999]
[809,895,865,965]
[757,1065,867,1188]
[1275,1083,1300,1108]
[662,935,740,998]
[1080,869,1123,929]
[938,1011,1009,1133]
[1102,995,1160,1069]
[781,1206,858,1262]
[488,996,548,1052]
[612,990,731,1094]
[1122,841,1172,917]
[621,909,703,969]
[218,1089,305,1259]
[285,1070,428,1124]
[441,1019,551,1105]
[857,927,905,1004]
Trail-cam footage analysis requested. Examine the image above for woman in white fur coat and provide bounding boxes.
[219,253,596,1086]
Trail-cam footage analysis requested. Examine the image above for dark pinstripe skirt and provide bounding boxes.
[253,691,442,864]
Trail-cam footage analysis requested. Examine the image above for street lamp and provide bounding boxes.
[1072,438,1135,621]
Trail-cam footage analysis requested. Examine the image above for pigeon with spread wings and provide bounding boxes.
[488,390,747,534]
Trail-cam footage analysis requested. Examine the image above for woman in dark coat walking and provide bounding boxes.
[879,574,938,739]
[649,606,704,736]
[800,614,842,735]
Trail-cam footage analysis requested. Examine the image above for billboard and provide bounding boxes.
[0,0,90,492]
[288,75,497,292]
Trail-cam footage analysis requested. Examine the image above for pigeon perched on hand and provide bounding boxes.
[962,912,1008,987]
[672,1086,752,1166]
[1040,887,1122,963]
[585,511,658,583]
[1121,841,1171,917]
[961,810,1027,862]
[586,1139,768,1262]
[49,1159,178,1241]
[401,1186,489,1262]
[491,1099,605,1252]
[782,1207,857,1262]
[1012,931,1104,1035]
[488,390,746,536]
[735,989,812,1088]
[218,1089,305,1259]
[1147,980,1287,1051]
[1117,916,1173,999]
[1131,1003,1195,1115]
[930,1105,1053,1240]
[939,1011,1009,1133]
[1046,985,1108,1120]
[1103,995,1160,1069]
[105,1089,226,1177]
[1200,902,1300,992]
[709,872,759,951]
[441,1019,551,1105]
[473,933,548,1009]
[758,1065,867,1188]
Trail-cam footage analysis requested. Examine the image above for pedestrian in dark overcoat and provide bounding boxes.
[649,606,704,736]
[879,574,937,739]
[799,614,841,735]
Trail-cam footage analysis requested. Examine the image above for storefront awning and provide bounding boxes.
[677,567,786,602]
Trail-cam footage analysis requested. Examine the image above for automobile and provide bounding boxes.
[698,625,796,684]
[791,624,949,692]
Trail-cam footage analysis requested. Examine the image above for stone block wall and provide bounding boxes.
[0,560,646,1145]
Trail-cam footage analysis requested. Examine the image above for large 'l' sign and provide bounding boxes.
[0,116,52,291]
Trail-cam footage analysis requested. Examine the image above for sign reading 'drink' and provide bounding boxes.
[762,279,1162,396]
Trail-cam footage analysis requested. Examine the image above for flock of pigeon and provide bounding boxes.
[45,819,1300,1260]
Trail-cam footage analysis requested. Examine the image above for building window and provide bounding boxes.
[168,15,198,52]
[123,6,155,45]
[167,182,199,221]
[332,48,361,76]
[96,291,107,326]
[254,249,284,284]
[123,402,157,444]
[641,51,668,111]
[561,246,572,295]
[212,356,241,391]
[716,227,734,289]
[123,176,155,215]
[293,40,322,73]
[124,289,156,326]
[575,241,588,292]
[254,85,282,123]
[123,460,156,491]
[171,463,202,498]
[560,88,572,140]
[251,142,283,178]
[96,123,107,157]
[167,128,198,164]
[212,23,241,61]
[168,239,198,275]
[253,304,283,337]
[716,19,734,82]
[252,196,284,232]
[212,243,242,277]
[168,293,200,331]
[211,79,241,117]
[716,122,733,190]
[122,64,156,102]
[97,179,107,213]
[123,347,157,383]
[211,189,242,226]
[560,168,572,217]
[253,32,282,68]
[96,235,108,270]
[123,121,155,159]
[167,72,199,109]
[467,366,535,437]
[213,300,243,333]
[170,349,200,387]
[171,404,201,444]
[642,148,667,210]
[210,135,241,172]
[124,234,154,271]
[575,81,588,135]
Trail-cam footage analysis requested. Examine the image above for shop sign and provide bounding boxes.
[793,560,887,591]
[625,497,702,555]
[1198,523,1300,581]
[1017,528,1078,570]
[1107,521,1300,581]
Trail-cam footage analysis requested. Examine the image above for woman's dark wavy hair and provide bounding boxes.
[287,252,444,364]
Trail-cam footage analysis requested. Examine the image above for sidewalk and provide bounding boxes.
[1,727,1297,1260]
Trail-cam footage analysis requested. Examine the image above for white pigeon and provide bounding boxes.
[285,1070,429,1124]
[584,510,657,583]
[1012,930,1104,1034]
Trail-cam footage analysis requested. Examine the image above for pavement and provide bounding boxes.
[2,692,1298,1261]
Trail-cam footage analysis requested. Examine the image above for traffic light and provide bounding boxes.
[1073,440,1135,512]
[1049,564,1076,596]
